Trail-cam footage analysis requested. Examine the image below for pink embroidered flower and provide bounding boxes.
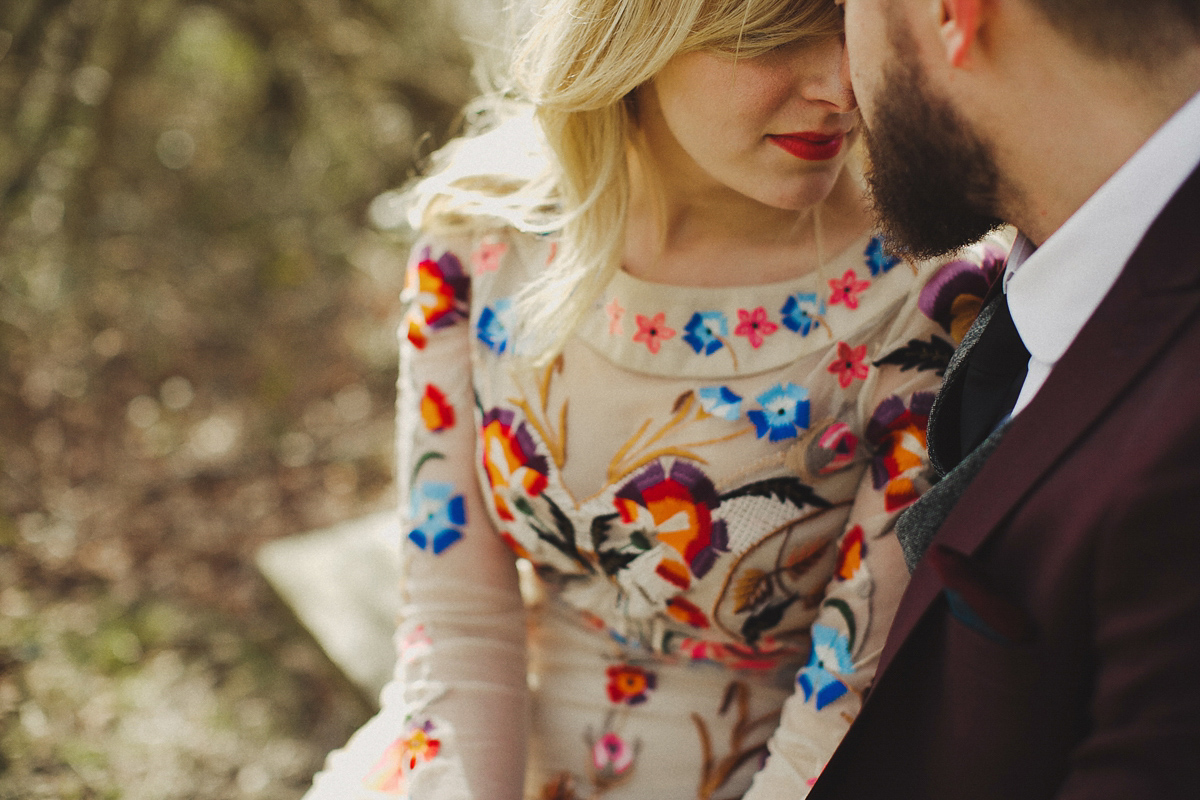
[829,269,871,310]
[828,341,870,388]
[364,719,442,793]
[606,298,625,335]
[734,306,779,349]
[592,732,637,778]
[470,238,507,274]
[633,312,675,354]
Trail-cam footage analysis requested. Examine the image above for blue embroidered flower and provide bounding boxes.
[780,292,825,336]
[476,298,513,354]
[682,311,729,356]
[698,387,743,421]
[747,383,811,441]
[797,624,856,710]
[409,481,466,554]
[865,235,901,276]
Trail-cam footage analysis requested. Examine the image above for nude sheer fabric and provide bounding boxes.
[304,225,1008,800]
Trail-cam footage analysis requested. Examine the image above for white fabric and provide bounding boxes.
[1004,89,1200,417]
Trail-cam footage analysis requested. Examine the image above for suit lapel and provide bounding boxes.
[877,165,1200,675]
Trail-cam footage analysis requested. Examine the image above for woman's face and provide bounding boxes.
[640,35,858,211]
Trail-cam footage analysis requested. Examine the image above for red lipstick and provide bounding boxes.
[768,132,845,161]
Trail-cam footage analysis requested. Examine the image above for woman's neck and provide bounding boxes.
[621,149,874,287]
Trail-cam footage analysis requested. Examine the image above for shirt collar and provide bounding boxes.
[1004,88,1200,365]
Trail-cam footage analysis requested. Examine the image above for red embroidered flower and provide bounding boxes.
[633,312,676,354]
[734,306,779,349]
[827,341,870,388]
[836,525,866,581]
[605,664,657,705]
[829,269,871,310]
[420,384,455,431]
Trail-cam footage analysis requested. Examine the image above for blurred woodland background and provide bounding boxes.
[0,0,488,796]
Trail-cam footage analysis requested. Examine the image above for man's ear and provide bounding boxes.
[939,0,983,67]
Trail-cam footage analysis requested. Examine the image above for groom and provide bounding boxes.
[808,1,1200,799]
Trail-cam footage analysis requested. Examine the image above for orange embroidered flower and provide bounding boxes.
[480,408,549,521]
[364,719,442,793]
[666,596,711,628]
[605,664,657,705]
[836,525,866,581]
[867,393,934,512]
[827,341,870,388]
[420,384,455,431]
[633,312,675,354]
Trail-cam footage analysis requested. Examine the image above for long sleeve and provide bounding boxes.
[305,234,528,800]
[745,239,1008,798]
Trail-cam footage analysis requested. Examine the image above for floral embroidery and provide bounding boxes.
[682,311,729,356]
[918,245,1006,343]
[666,596,711,629]
[673,637,784,671]
[477,298,514,354]
[406,319,427,350]
[797,624,856,710]
[470,237,507,274]
[828,269,870,310]
[827,341,870,388]
[605,664,657,705]
[734,306,778,349]
[408,481,466,554]
[420,384,455,432]
[698,386,743,421]
[481,408,550,522]
[836,525,866,581]
[780,292,825,336]
[816,422,858,474]
[866,393,934,512]
[605,297,625,336]
[747,383,811,442]
[591,731,638,782]
[633,312,676,354]
[613,461,729,586]
[406,248,470,338]
[864,235,901,276]
[364,719,442,793]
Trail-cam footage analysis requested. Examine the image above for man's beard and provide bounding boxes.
[862,18,1006,260]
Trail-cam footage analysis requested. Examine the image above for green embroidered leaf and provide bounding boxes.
[823,597,858,652]
[872,335,954,377]
[719,478,832,510]
[629,530,653,551]
[410,451,445,484]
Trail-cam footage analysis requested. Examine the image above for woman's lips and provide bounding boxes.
[767,132,845,161]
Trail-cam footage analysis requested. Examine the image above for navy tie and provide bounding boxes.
[958,294,1030,462]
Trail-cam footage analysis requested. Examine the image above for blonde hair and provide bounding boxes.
[410,0,844,360]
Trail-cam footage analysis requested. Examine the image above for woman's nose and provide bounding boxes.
[799,37,857,113]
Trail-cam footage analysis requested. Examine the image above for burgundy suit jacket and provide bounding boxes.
[808,166,1200,800]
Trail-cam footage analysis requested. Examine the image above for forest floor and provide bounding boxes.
[0,1,479,797]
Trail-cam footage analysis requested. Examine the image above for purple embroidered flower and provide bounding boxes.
[409,481,467,554]
[747,383,811,441]
[476,298,513,354]
[781,292,825,336]
[865,235,901,276]
[682,311,729,356]
[698,386,743,421]
[918,247,1006,343]
[797,624,855,710]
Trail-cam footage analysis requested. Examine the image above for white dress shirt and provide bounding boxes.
[1003,89,1200,417]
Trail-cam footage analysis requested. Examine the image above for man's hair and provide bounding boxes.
[1029,0,1200,65]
